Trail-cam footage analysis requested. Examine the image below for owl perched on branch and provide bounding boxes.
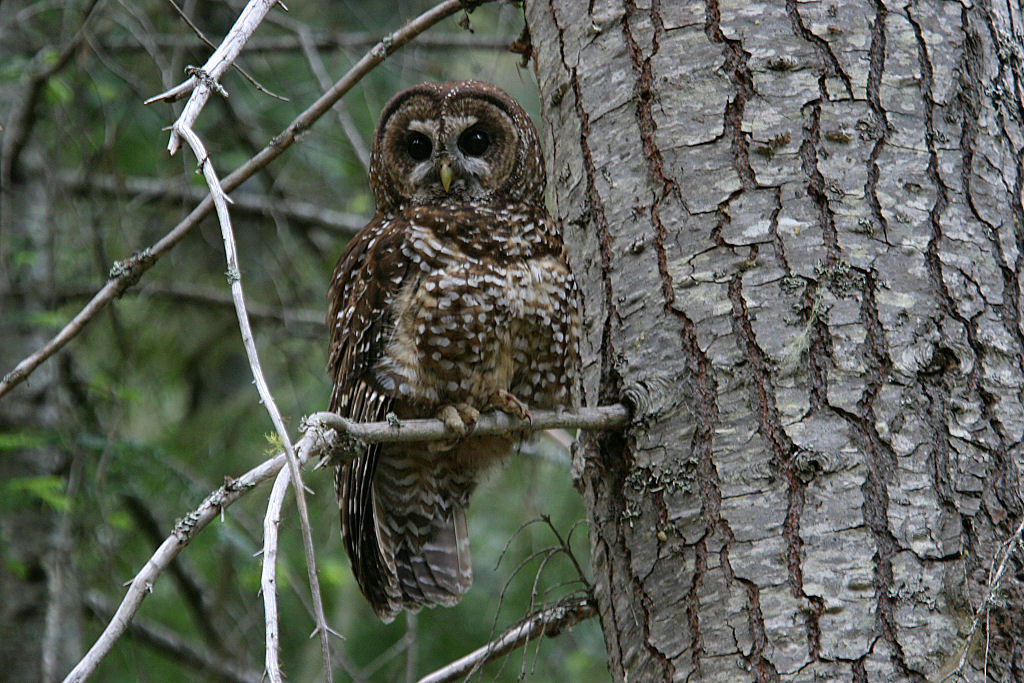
[327,80,581,621]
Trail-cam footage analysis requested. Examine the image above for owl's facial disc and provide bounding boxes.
[403,115,494,200]
[377,88,525,208]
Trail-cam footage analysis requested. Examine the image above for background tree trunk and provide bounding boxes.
[1,95,84,683]
[526,1,1024,680]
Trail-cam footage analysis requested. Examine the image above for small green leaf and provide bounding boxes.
[0,430,48,451]
[318,558,347,588]
[27,310,69,329]
[4,556,29,580]
[3,475,70,512]
[263,431,284,455]
[108,510,133,530]
[11,250,35,268]
[43,77,72,105]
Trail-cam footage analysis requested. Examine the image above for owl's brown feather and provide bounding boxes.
[328,81,580,621]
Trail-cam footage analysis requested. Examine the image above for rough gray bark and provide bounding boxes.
[526,0,1024,680]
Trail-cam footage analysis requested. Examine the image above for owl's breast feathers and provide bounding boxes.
[349,204,579,413]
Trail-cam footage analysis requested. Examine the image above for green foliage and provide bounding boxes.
[0,430,49,451]
[1,0,606,681]
[3,476,70,512]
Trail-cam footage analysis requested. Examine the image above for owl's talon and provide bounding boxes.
[487,389,532,425]
[456,403,480,432]
[432,403,480,451]
[438,405,466,436]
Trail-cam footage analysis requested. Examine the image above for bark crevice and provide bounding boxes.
[705,0,758,191]
[785,0,854,99]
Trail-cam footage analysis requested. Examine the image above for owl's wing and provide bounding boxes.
[327,215,413,615]
[327,216,408,403]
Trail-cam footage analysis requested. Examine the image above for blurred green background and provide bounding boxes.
[0,0,608,680]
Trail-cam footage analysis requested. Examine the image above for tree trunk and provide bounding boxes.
[0,154,84,683]
[1,11,85,677]
[526,1,1024,680]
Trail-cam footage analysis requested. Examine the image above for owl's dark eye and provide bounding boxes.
[457,127,490,156]
[406,132,432,161]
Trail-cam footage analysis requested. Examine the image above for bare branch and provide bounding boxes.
[120,494,227,653]
[311,404,631,448]
[61,403,621,682]
[261,467,292,683]
[0,0,102,186]
[146,0,283,154]
[0,0,485,402]
[55,283,323,333]
[164,0,287,101]
[416,598,596,683]
[296,24,371,171]
[98,32,510,53]
[175,113,336,680]
[58,171,367,234]
[83,591,261,683]
[61,422,335,683]
[404,613,418,683]
[140,284,324,328]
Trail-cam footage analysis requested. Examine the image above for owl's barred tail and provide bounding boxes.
[365,502,472,622]
[359,455,476,622]
[393,506,473,611]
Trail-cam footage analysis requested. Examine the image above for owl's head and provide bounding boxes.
[368,81,545,211]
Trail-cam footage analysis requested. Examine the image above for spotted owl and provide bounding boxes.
[327,80,581,621]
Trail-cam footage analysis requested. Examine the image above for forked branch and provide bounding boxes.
[145,0,283,154]
[61,420,334,683]
[65,405,626,682]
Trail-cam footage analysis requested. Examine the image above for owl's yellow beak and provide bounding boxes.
[440,158,454,193]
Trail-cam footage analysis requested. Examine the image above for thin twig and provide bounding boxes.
[261,467,292,683]
[120,494,227,653]
[141,284,324,327]
[296,24,371,171]
[55,283,324,332]
[416,598,596,683]
[165,0,288,101]
[61,421,335,683]
[0,0,485,401]
[358,628,410,680]
[57,171,367,234]
[518,549,563,678]
[541,515,590,588]
[0,0,102,187]
[174,113,336,679]
[61,404,621,682]
[404,612,418,683]
[146,0,282,154]
[97,32,511,53]
[941,514,1024,682]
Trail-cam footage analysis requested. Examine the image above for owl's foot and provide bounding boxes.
[431,403,480,451]
[486,389,532,425]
